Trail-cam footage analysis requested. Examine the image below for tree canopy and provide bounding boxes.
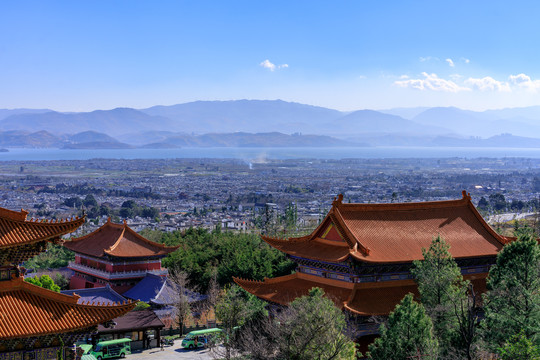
[367,293,438,360]
[411,235,469,356]
[483,234,540,350]
[25,274,61,292]
[149,227,295,293]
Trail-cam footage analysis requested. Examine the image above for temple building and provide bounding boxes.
[65,219,179,294]
[235,191,510,349]
[0,207,135,360]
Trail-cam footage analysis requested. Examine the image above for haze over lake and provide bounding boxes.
[4,147,540,161]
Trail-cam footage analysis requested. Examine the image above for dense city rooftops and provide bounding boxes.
[0,276,136,340]
[64,218,179,258]
[263,191,511,264]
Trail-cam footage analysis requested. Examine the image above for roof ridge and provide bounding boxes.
[262,235,310,244]
[0,207,28,221]
[69,219,119,243]
[463,192,511,246]
[105,223,127,254]
[337,197,468,211]
[330,209,370,255]
[333,190,471,212]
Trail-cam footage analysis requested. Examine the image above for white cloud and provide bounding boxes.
[445,58,455,67]
[461,57,470,64]
[465,76,511,92]
[508,73,540,91]
[260,59,276,71]
[259,59,289,71]
[399,74,409,79]
[394,72,470,92]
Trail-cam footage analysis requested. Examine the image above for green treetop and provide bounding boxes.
[367,293,438,360]
[411,235,468,355]
[483,234,540,350]
[25,274,61,292]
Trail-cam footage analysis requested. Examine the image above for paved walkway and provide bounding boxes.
[129,342,221,360]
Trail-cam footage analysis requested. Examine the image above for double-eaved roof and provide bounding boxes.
[262,191,509,264]
[237,191,506,316]
[64,219,179,258]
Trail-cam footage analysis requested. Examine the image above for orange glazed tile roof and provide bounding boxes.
[234,272,353,308]
[0,276,136,340]
[262,235,352,262]
[235,273,488,316]
[64,219,179,258]
[263,191,510,264]
[0,207,84,249]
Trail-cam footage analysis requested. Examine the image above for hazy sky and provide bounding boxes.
[2,1,540,112]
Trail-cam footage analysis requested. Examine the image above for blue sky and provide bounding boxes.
[1,1,540,111]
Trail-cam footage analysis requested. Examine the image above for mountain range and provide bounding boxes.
[2,100,540,148]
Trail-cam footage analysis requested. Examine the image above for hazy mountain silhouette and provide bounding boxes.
[141,99,344,134]
[2,100,540,147]
[0,109,52,121]
[411,107,540,137]
[0,108,176,135]
[329,110,452,136]
[66,131,120,144]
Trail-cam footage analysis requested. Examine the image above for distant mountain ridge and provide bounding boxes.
[0,108,174,135]
[3,100,540,147]
[141,99,344,134]
[0,130,363,148]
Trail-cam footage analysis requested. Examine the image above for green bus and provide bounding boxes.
[91,338,131,360]
[181,328,223,349]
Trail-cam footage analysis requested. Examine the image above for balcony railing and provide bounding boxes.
[68,261,168,280]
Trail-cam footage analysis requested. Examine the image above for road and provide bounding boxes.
[128,341,223,360]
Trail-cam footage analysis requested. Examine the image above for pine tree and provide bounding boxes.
[367,293,438,360]
[411,235,466,355]
[482,234,540,350]
[498,330,540,360]
[276,288,356,360]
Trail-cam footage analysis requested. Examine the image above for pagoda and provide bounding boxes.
[235,191,510,347]
[65,219,179,294]
[0,207,135,359]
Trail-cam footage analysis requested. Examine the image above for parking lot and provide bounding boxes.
[129,341,222,360]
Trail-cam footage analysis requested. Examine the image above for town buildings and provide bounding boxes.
[235,191,510,350]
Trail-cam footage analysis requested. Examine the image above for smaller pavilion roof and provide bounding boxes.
[62,284,127,306]
[263,235,352,263]
[97,308,164,333]
[123,273,207,304]
[64,219,179,259]
[0,276,135,340]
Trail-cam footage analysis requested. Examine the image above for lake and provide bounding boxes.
[3,147,540,161]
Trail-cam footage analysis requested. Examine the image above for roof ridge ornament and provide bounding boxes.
[332,194,344,207]
[462,190,471,200]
